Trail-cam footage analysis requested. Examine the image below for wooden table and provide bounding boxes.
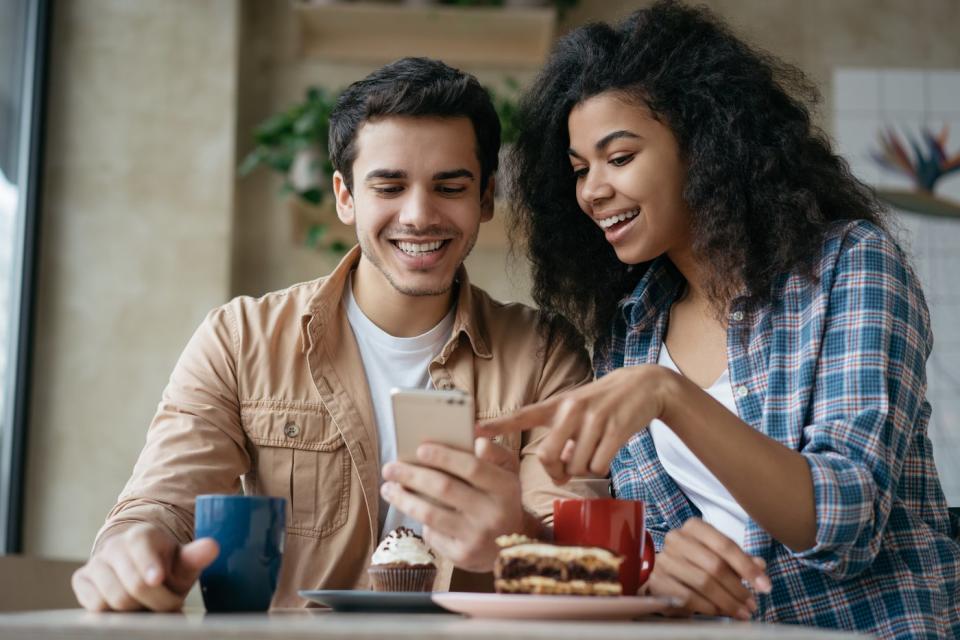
[0,609,871,639]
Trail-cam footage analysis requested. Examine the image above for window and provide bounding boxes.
[0,0,49,553]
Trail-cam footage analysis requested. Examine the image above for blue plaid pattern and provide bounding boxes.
[599,221,960,639]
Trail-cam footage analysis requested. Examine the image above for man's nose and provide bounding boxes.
[397,186,440,228]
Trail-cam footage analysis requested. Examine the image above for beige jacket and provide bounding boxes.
[94,247,596,607]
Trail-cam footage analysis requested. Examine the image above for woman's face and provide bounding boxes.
[567,92,692,265]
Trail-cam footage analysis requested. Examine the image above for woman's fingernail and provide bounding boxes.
[145,567,159,584]
[747,597,758,612]
[736,607,751,621]
[756,575,772,593]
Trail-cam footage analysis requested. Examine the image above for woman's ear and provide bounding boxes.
[480,175,496,223]
[333,171,355,225]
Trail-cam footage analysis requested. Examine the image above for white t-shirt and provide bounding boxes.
[343,274,456,540]
[648,344,750,547]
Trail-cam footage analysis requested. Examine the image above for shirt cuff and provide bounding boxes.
[791,452,879,579]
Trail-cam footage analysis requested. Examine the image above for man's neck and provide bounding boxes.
[351,258,456,337]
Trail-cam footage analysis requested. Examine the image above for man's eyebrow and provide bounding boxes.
[567,130,642,157]
[365,169,407,181]
[433,169,475,181]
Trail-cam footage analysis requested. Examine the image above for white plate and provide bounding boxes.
[431,592,673,620]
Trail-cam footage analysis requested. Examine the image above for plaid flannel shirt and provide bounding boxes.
[599,220,960,639]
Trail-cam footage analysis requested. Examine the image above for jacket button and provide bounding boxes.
[283,422,300,438]
[731,310,744,322]
[735,385,749,398]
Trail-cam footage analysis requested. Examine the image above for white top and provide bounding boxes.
[648,344,750,548]
[343,273,456,540]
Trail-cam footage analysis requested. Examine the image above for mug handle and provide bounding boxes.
[639,530,655,588]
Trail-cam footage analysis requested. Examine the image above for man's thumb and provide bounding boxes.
[170,538,219,588]
[475,437,519,473]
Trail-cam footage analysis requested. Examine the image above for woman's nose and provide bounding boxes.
[579,168,614,206]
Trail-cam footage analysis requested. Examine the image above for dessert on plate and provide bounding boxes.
[368,526,437,592]
[493,534,624,596]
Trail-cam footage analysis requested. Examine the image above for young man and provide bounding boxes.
[71,58,595,612]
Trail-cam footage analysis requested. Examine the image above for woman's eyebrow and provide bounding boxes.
[567,130,642,158]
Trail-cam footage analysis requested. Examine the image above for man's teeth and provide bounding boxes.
[598,209,639,229]
[397,240,444,255]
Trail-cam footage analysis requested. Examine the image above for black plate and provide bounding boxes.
[299,589,447,613]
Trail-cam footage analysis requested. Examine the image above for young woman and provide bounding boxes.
[480,2,960,637]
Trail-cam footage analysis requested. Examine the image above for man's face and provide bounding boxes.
[334,116,494,298]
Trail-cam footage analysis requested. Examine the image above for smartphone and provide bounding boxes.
[391,387,475,464]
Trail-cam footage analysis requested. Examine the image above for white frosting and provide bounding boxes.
[371,527,436,566]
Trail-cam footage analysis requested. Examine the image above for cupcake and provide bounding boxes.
[368,526,437,592]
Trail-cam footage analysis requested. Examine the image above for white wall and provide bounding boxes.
[24,0,240,557]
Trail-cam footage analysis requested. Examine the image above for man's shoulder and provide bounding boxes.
[204,277,329,337]
[466,284,584,355]
[466,285,544,334]
[220,277,327,317]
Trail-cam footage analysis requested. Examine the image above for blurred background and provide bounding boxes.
[0,0,958,565]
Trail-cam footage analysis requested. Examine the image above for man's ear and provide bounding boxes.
[333,171,355,225]
[480,174,496,223]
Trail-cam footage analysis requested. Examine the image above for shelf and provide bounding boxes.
[293,1,557,67]
[876,189,960,219]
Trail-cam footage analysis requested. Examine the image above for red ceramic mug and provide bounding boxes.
[553,498,655,596]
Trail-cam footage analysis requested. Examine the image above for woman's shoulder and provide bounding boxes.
[823,218,894,252]
[815,218,911,281]
[774,218,928,325]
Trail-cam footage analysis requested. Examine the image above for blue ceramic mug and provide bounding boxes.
[194,494,286,612]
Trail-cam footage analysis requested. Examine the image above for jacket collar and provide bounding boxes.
[618,257,685,330]
[301,244,492,359]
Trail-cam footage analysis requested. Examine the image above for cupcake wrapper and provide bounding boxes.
[368,565,437,592]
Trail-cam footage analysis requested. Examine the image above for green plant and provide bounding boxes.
[239,87,349,251]
[488,77,522,145]
[239,87,336,206]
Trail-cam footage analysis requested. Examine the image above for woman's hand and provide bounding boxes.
[478,365,673,484]
[649,518,771,620]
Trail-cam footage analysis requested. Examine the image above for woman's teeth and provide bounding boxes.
[598,209,639,229]
[397,240,444,255]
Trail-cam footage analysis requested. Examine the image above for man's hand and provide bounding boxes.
[381,438,526,572]
[71,523,219,612]
[647,518,771,620]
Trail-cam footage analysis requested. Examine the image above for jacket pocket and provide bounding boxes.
[241,402,350,538]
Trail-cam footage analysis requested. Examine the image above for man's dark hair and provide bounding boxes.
[329,57,501,193]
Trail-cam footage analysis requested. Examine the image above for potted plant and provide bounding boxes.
[239,87,350,252]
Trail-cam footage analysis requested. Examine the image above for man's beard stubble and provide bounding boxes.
[357,224,479,297]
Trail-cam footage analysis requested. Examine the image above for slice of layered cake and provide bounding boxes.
[493,534,624,596]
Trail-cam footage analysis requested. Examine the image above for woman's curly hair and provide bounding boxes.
[509,0,884,344]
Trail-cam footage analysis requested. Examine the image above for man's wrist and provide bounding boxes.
[92,522,138,556]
